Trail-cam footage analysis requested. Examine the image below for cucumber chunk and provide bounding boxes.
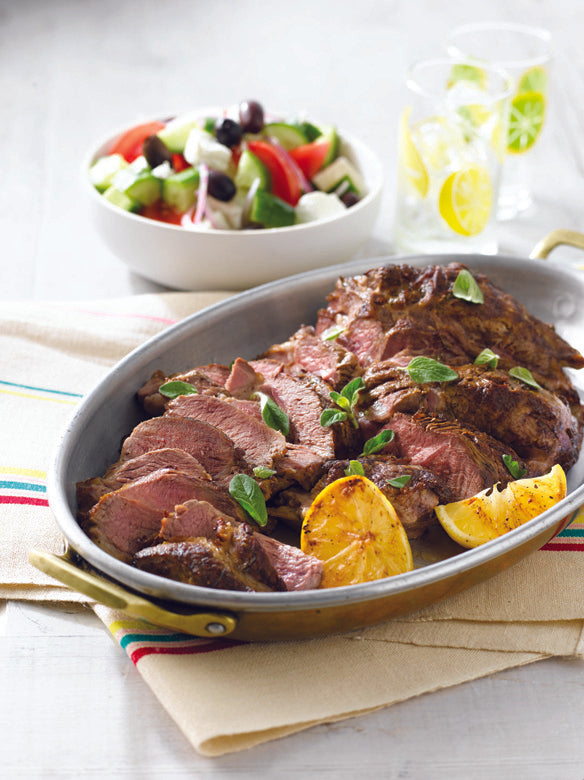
[312,156,365,196]
[162,167,200,212]
[235,150,271,190]
[315,124,339,166]
[248,190,295,228]
[263,122,308,150]
[102,185,141,212]
[295,121,322,142]
[157,112,201,153]
[89,154,128,193]
[113,168,162,206]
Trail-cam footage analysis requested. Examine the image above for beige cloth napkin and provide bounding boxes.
[1,293,583,756]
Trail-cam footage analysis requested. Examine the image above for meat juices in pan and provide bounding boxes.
[76,263,584,591]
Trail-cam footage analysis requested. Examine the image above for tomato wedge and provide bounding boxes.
[246,140,302,205]
[171,153,190,172]
[289,141,330,180]
[109,121,166,162]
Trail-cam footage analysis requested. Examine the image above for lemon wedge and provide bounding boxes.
[435,464,567,548]
[301,475,413,588]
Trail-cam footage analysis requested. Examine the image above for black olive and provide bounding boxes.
[239,100,264,133]
[214,117,243,148]
[142,135,173,168]
[341,191,360,208]
[207,170,236,202]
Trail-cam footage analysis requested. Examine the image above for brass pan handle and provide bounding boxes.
[29,549,238,638]
[530,229,584,260]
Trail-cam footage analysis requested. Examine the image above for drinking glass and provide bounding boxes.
[446,22,552,219]
[393,58,511,256]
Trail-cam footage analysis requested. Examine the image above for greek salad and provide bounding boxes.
[89,100,367,230]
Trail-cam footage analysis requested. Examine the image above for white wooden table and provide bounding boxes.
[2,1,584,776]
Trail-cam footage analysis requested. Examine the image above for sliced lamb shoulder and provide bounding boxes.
[120,416,238,478]
[359,362,581,474]
[382,412,524,500]
[134,519,287,592]
[137,364,231,416]
[259,369,357,459]
[167,394,287,468]
[160,500,323,590]
[259,325,362,391]
[314,263,584,414]
[312,456,443,539]
[84,468,246,562]
[76,447,211,519]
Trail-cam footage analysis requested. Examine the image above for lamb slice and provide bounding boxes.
[84,468,246,562]
[312,457,443,539]
[137,364,231,416]
[260,325,362,391]
[158,502,323,591]
[76,447,211,519]
[134,519,287,592]
[120,416,238,478]
[259,371,355,459]
[224,357,263,398]
[272,444,327,491]
[384,412,524,501]
[167,394,287,468]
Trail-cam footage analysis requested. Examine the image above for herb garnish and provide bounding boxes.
[474,348,499,369]
[158,380,199,399]
[253,465,276,479]
[252,392,290,435]
[406,357,458,384]
[345,460,365,477]
[362,429,394,456]
[387,475,412,489]
[502,455,527,480]
[320,377,365,429]
[228,474,268,527]
[452,269,484,304]
[322,324,346,341]
[509,366,542,390]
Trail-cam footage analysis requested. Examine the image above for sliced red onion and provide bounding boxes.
[242,177,261,225]
[268,137,313,193]
[193,163,209,225]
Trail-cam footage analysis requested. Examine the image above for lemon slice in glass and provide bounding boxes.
[507,91,546,154]
[398,107,429,197]
[438,165,492,236]
[300,475,413,588]
[435,464,567,548]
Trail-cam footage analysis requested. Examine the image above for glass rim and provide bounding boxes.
[446,21,552,69]
[406,57,513,103]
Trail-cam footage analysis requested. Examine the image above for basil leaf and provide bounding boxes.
[340,377,365,406]
[253,392,290,435]
[320,408,348,427]
[509,366,542,390]
[228,474,268,527]
[502,454,527,480]
[345,460,365,477]
[362,429,394,456]
[452,269,484,304]
[406,357,458,384]
[387,475,412,489]
[329,391,351,412]
[158,380,199,399]
[253,465,276,479]
[474,348,499,369]
[322,325,346,341]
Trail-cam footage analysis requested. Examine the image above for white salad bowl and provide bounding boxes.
[83,113,384,291]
